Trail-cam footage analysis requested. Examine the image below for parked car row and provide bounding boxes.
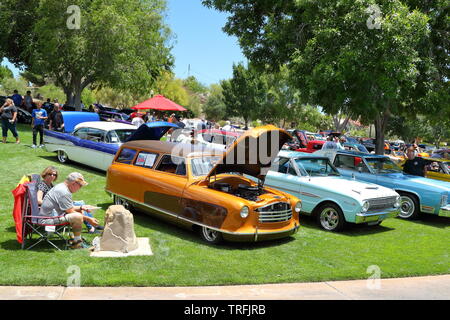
[42,115,449,244]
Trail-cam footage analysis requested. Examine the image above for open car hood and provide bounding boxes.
[61,112,100,133]
[126,121,180,141]
[206,125,292,180]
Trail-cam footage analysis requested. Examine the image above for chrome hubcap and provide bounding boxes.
[58,151,67,162]
[114,196,129,210]
[202,227,219,242]
[320,208,339,230]
[399,196,414,218]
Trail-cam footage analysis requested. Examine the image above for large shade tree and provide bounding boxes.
[1,0,173,110]
[203,0,437,154]
[221,63,267,129]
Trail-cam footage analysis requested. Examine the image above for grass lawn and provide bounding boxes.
[0,124,448,287]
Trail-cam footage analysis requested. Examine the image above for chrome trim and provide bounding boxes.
[355,208,399,224]
[107,190,297,236]
[299,191,321,199]
[256,202,293,223]
[365,196,397,211]
[438,205,450,217]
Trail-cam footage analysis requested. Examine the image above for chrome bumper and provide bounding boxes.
[438,205,450,218]
[355,208,400,224]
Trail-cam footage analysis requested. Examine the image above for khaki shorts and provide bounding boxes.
[39,212,83,225]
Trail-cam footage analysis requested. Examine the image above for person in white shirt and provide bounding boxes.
[131,115,145,127]
[222,121,233,131]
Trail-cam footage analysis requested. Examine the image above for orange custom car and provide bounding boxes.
[106,125,301,244]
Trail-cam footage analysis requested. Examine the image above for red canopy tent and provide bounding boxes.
[132,94,187,111]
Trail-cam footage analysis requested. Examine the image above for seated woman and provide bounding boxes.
[37,166,58,206]
[37,166,103,234]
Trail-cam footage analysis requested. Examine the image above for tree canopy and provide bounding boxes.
[1,0,173,110]
[203,0,448,153]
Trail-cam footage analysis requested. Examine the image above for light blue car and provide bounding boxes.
[314,149,450,219]
[262,151,401,231]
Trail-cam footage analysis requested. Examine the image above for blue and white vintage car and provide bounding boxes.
[262,151,401,231]
[314,149,450,219]
[44,112,179,171]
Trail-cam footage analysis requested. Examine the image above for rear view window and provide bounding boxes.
[134,152,158,168]
[116,148,137,164]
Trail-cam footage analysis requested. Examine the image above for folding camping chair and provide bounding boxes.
[20,180,72,251]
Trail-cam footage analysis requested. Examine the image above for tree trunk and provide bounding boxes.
[63,87,73,106]
[72,78,83,111]
[374,111,390,155]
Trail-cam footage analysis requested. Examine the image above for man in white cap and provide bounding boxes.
[39,172,99,249]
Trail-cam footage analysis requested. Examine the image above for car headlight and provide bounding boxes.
[361,200,370,212]
[294,201,302,213]
[441,194,448,207]
[394,196,401,208]
[240,206,250,219]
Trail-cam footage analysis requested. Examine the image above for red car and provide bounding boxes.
[296,140,325,153]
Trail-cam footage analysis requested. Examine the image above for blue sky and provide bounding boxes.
[2,0,246,86]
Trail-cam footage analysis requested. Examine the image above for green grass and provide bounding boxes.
[0,124,448,286]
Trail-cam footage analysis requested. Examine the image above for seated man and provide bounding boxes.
[38,172,98,249]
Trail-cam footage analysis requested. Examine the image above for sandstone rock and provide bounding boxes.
[99,205,138,253]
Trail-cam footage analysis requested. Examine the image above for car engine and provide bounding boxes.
[211,183,265,201]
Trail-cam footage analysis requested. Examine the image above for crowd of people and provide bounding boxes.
[1,89,67,145]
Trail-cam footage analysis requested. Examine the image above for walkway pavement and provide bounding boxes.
[1,275,449,300]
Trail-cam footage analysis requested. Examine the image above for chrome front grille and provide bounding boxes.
[256,202,292,223]
[367,196,397,211]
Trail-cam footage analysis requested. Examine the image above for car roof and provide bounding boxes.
[278,150,329,160]
[74,121,136,131]
[324,149,387,158]
[121,140,223,158]
[198,129,241,137]
[341,150,387,158]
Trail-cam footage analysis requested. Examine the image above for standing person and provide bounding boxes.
[402,147,427,177]
[11,90,23,108]
[222,121,232,131]
[0,98,20,144]
[42,98,52,110]
[48,103,64,132]
[31,101,48,148]
[131,114,145,127]
[38,172,99,249]
[24,91,33,112]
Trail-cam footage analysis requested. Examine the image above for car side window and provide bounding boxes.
[134,152,158,169]
[334,155,356,170]
[212,134,225,145]
[105,131,119,143]
[156,155,186,176]
[74,128,89,139]
[116,148,137,164]
[87,128,106,142]
[273,157,296,176]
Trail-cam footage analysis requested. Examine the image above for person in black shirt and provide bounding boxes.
[48,103,64,131]
[402,147,427,177]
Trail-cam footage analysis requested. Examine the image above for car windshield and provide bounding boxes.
[294,158,340,177]
[365,157,402,174]
[190,156,221,177]
[107,129,136,143]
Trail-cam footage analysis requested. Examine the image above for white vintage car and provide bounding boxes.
[44,112,179,171]
[262,151,401,231]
